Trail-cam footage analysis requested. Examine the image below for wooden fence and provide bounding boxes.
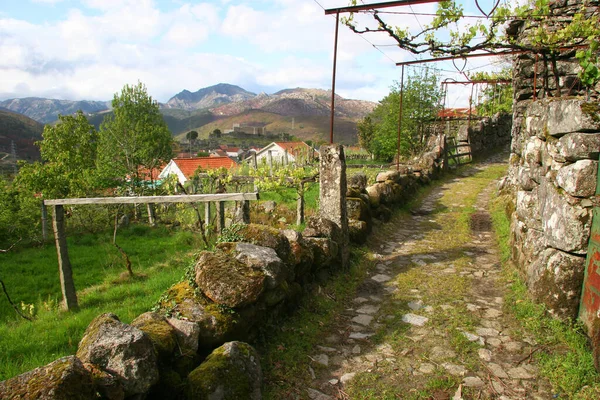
[44,192,259,311]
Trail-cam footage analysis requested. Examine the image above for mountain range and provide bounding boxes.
[0,83,377,145]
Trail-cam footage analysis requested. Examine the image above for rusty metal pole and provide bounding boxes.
[396,64,406,171]
[330,11,340,144]
[468,82,475,128]
[533,53,539,101]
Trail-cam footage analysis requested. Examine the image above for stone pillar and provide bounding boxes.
[319,144,349,268]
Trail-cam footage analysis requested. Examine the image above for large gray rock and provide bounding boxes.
[235,224,291,263]
[547,100,600,137]
[540,179,592,254]
[527,248,586,320]
[557,132,600,161]
[516,189,542,225]
[303,216,343,244]
[0,356,94,400]
[305,237,339,269]
[348,219,369,244]
[556,160,598,197]
[366,182,391,208]
[76,313,159,397]
[376,170,400,183]
[347,197,371,224]
[167,317,201,357]
[186,341,262,400]
[231,242,288,289]
[195,251,265,308]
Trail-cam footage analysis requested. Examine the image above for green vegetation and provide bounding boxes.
[0,224,202,380]
[490,194,600,399]
[357,67,443,162]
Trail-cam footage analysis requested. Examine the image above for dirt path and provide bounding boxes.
[302,156,554,400]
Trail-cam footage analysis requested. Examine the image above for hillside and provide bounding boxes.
[176,109,359,145]
[0,97,110,124]
[0,110,44,171]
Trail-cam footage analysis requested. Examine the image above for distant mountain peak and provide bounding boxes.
[166,83,257,111]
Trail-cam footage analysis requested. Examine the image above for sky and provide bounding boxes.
[0,0,508,106]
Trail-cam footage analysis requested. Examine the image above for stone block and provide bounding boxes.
[547,100,600,137]
[540,179,592,254]
[527,248,586,320]
[557,132,600,161]
[556,160,598,197]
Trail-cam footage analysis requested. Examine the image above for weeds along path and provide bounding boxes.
[263,154,555,399]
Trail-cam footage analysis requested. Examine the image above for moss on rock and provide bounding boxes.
[132,312,177,358]
[185,341,262,400]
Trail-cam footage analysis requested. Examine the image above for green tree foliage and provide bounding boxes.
[16,111,98,199]
[364,68,443,162]
[186,130,198,142]
[470,69,514,117]
[97,82,173,193]
[356,116,375,156]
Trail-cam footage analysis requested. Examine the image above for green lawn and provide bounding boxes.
[0,225,202,380]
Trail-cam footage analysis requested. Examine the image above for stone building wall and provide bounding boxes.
[507,0,600,320]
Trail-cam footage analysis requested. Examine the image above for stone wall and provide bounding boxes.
[507,0,600,321]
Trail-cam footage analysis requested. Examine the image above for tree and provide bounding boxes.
[356,116,375,156]
[366,68,443,161]
[97,82,173,193]
[471,69,513,117]
[186,130,199,143]
[16,111,98,199]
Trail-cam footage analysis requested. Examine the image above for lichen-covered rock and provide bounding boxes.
[304,216,343,245]
[557,132,600,161]
[305,237,338,270]
[527,248,586,320]
[76,313,159,397]
[0,356,95,400]
[556,160,598,198]
[225,242,289,289]
[347,197,371,224]
[236,224,291,262]
[186,341,262,400]
[167,317,201,357]
[376,170,400,183]
[348,173,368,191]
[282,229,314,281]
[366,182,391,208]
[84,362,124,400]
[195,251,266,308]
[547,99,600,136]
[348,219,369,244]
[540,179,592,254]
[131,312,177,358]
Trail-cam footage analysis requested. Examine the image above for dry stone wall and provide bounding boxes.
[507,0,600,321]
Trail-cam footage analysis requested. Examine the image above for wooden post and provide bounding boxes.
[205,202,211,234]
[252,153,258,170]
[147,203,156,226]
[51,205,78,310]
[41,202,48,242]
[216,202,225,233]
[296,184,305,226]
[284,150,289,166]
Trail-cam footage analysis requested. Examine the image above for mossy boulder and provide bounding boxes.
[236,224,291,262]
[348,219,369,245]
[282,229,314,282]
[348,172,368,191]
[305,237,338,270]
[219,242,289,289]
[347,197,372,226]
[366,182,391,208]
[195,251,266,308]
[84,362,124,400]
[167,317,201,357]
[76,313,159,397]
[0,356,95,400]
[376,170,400,183]
[186,341,262,400]
[303,216,343,245]
[373,205,392,222]
[132,312,178,359]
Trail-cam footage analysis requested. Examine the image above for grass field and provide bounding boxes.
[0,225,203,380]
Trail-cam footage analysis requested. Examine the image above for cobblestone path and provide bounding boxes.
[303,156,555,400]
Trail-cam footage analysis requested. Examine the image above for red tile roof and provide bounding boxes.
[173,157,237,178]
[137,166,164,181]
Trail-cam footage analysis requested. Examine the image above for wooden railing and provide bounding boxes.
[44,192,259,311]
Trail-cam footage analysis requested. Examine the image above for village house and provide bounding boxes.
[249,141,317,165]
[158,156,237,185]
